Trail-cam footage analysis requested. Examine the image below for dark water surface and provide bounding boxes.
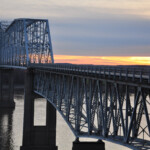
[0,91,130,150]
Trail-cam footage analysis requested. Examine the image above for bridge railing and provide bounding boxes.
[31,63,150,84]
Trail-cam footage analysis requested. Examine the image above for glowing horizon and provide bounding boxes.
[54,55,150,66]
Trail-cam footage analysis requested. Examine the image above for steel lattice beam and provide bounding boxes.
[34,69,150,150]
[0,18,54,66]
[0,18,150,150]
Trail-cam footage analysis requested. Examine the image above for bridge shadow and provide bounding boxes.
[0,108,15,150]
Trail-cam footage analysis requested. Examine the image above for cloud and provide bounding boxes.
[1,0,150,19]
[0,0,150,56]
[50,16,150,56]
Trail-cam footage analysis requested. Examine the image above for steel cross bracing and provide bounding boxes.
[0,18,54,67]
[0,18,150,149]
[33,65,150,150]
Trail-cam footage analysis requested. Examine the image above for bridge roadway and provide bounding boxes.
[31,63,150,85]
[0,18,150,150]
[1,63,150,86]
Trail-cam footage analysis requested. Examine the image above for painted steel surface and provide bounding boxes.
[34,68,150,150]
[0,18,150,150]
[0,18,54,66]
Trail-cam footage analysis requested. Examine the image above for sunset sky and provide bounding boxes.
[0,0,150,65]
[54,55,150,65]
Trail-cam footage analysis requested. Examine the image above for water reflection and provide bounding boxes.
[0,108,14,150]
[0,91,131,150]
[0,91,24,150]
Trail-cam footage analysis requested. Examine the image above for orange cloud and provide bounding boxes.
[54,55,150,65]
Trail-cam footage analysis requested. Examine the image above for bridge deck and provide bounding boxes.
[30,64,150,87]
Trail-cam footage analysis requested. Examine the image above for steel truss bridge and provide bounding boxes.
[0,18,150,150]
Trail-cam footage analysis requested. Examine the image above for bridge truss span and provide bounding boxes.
[0,18,54,67]
[34,68,150,150]
[0,18,150,150]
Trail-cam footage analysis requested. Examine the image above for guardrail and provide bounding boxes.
[31,63,150,84]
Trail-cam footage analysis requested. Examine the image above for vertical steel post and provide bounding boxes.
[23,19,30,66]
[46,20,54,64]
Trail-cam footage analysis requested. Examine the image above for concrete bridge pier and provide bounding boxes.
[0,69,15,108]
[20,69,57,150]
[72,138,105,150]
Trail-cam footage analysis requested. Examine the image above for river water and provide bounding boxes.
[0,90,131,150]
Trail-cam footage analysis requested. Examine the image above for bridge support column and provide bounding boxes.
[72,139,105,150]
[20,69,57,150]
[0,69,15,108]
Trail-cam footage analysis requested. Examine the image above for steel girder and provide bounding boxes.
[0,18,54,67]
[0,23,5,64]
[31,63,150,88]
[34,69,150,150]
